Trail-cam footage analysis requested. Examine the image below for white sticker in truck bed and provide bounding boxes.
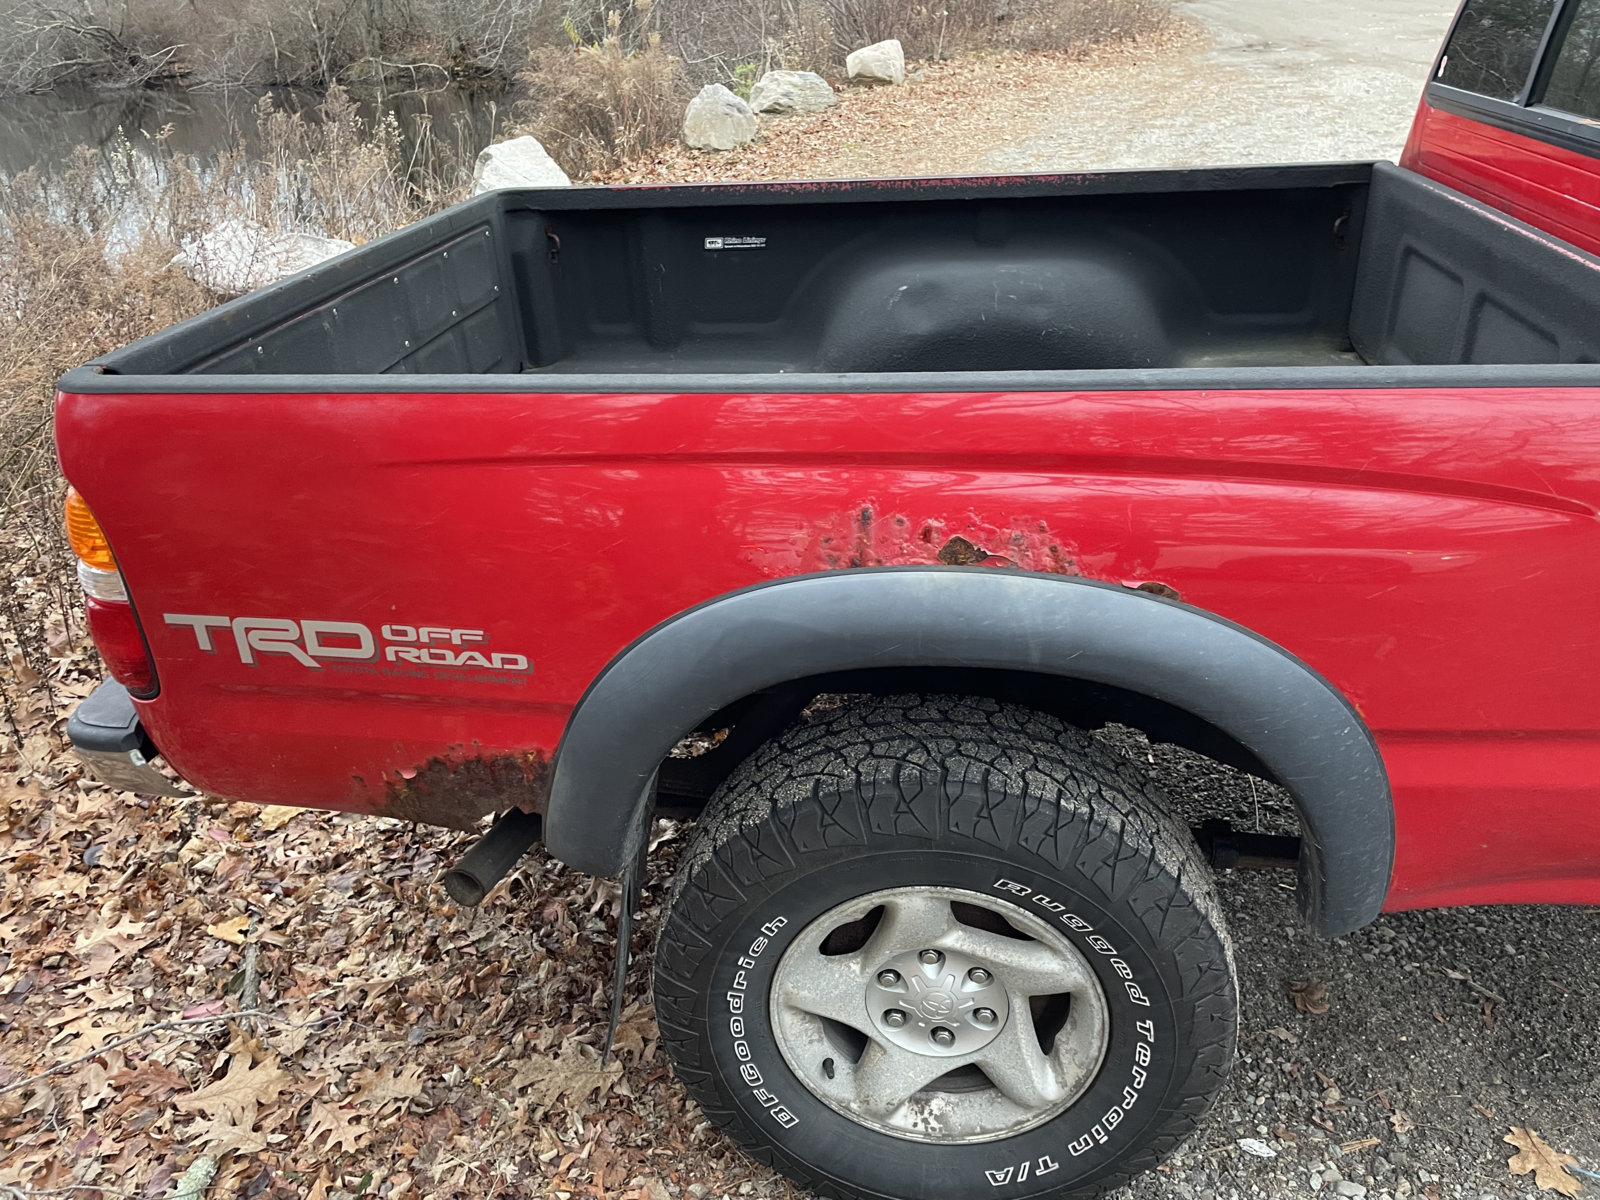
[704,236,766,250]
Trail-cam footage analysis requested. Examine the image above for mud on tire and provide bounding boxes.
[653,695,1238,1200]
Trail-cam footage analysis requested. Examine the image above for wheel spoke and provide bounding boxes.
[774,951,872,1031]
[850,1038,960,1120]
[858,891,958,965]
[942,924,1092,997]
[973,992,1069,1111]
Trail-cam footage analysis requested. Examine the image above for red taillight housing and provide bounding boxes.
[85,596,158,695]
[65,488,158,697]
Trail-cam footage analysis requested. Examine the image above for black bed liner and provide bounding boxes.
[59,162,1600,395]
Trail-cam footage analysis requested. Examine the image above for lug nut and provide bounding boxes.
[968,967,992,986]
[930,1026,956,1047]
[877,969,901,987]
[884,1009,908,1027]
[973,1007,997,1027]
[919,949,944,966]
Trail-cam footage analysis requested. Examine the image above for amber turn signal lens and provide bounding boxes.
[64,487,117,571]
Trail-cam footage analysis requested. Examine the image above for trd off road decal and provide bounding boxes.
[164,615,532,683]
[984,878,1158,1184]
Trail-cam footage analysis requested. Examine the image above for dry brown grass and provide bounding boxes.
[516,6,686,178]
[827,0,1174,61]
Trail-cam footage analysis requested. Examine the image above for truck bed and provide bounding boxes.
[66,162,1600,391]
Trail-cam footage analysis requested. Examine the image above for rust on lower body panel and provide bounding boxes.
[377,749,551,829]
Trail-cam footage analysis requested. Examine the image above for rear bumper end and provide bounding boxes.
[67,681,193,798]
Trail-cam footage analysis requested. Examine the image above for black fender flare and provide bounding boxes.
[545,568,1392,936]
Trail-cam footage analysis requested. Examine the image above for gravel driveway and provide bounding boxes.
[980,0,1459,171]
[1102,732,1600,1200]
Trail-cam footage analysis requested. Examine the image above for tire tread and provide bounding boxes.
[655,695,1238,1200]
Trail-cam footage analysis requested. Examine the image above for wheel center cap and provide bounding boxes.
[865,945,1010,1057]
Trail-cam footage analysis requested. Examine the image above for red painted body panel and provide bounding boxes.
[1401,100,1600,255]
[52,382,1600,912]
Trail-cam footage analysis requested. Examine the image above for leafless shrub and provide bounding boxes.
[989,0,1173,53]
[0,0,553,90]
[778,2,837,76]
[828,0,1171,62]
[0,0,188,90]
[516,4,686,178]
[0,0,1166,94]
[421,0,554,77]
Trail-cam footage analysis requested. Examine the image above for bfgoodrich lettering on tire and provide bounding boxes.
[653,696,1238,1200]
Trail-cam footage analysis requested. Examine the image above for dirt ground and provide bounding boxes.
[6,2,1599,1199]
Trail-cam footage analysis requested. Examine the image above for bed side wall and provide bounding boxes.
[1350,161,1600,367]
[97,196,530,377]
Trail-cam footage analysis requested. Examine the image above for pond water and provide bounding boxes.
[0,82,510,181]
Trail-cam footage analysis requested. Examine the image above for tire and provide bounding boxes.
[653,695,1237,1200]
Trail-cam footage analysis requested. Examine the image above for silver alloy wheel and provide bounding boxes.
[769,885,1111,1144]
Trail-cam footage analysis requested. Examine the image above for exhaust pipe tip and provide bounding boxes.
[443,807,543,907]
[443,869,492,907]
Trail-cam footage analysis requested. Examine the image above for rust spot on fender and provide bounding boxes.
[1131,580,1182,601]
[751,507,1082,577]
[377,749,551,830]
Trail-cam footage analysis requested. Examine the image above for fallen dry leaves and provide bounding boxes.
[1507,1127,1586,1197]
[1288,978,1331,1015]
[0,520,773,1198]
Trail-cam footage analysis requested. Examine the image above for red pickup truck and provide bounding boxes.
[53,1,1600,1195]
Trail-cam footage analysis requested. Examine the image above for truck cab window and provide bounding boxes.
[1542,0,1600,118]
[1436,0,1557,100]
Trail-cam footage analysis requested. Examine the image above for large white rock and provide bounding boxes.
[683,83,758,151]
[748,69,838,115]
[173,218,355,297]
[472,135,572,193]
[847,39,906,86]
